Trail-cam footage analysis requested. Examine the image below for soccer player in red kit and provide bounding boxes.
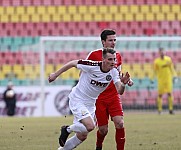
[86,29,133,150]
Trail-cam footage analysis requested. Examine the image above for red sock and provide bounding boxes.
[116,128,125,150]
[96,130,105,148]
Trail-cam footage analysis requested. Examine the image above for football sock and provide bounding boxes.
[63,134,82,150]
[116,128,125,150]
[67,122,88,133]
[168,95,173,111]
[96,130,105,148]
[157,96,162,112]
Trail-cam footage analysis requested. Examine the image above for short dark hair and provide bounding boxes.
[100,29,116,41]
[102,48,116,58]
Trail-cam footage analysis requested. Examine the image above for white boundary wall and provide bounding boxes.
[0,86,72,117]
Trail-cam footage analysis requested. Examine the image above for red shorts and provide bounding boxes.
[95,94,123,126]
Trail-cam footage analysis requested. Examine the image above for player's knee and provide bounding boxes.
[115,120,124,129]
[99,127,108,136]
[86,124,95,132]
[77,132,88,141]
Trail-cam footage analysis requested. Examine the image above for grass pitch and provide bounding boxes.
[0,111,181,150]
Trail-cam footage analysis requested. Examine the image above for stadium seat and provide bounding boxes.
[16,6,25,15]
[151,5,160,13]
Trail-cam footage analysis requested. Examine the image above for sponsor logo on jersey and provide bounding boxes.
[90,80,108,87]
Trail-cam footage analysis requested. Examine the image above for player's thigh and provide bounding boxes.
[69,100,95,125]
[108,95,123,117]
[95,100,109,126]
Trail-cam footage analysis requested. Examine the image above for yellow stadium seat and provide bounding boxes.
[120,5,129,13]
[109,5,119,14]
[166,12,176,21]
[0,72,5,79]
[2,65,12,74]
[78,6,88,14]
[60,70,73,80]
[73,14,82,22]
[45,64,54,77]
[37,6,46,15]
[13,65,23,79]
[135,13,144,21]
[41,14,51,22]
[114,14,124,21]
[99,5,108,14]
[122,64,132,74]
[67,6,77,14]
[57,6,67,14]
[51,14,61,22]
[16,6,25,15]
[143,63,154,78]
[156,13,165,21]
[151,5,160,13]
[34,65,40,77]
[94,14,102,21]
[26,6,36,15]
[145,13,154,21]
[10,14,20,23]
[62,14,72,22]
[130,5,139,13]
[176,13,181,20]
[171,4,180,13]
[47,6,56,14]
[0,14,9,22]
[0,7,5,15]
[83,13,92,21]
[31,14,41,22]
[103,14,113,21]
[161,5,170,13]
[89,6,98,14]
[124,13,134,21]
[140,5,150,13]
[5,6,15,15]
[20,14,30,22]
[55,64,63,71]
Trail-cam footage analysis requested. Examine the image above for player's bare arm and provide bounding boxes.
[115,72,130,95]
[48,60,79,83]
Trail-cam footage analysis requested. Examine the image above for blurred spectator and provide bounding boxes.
[3,81,17,116]
[153,48,177,114]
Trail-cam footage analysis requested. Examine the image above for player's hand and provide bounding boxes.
[121,72,130,85]
[48,73,57,83]
[128,79,134,86]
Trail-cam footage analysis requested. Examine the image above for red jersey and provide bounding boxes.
[86,49,122,101]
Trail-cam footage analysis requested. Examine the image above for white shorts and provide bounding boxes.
[69,94,96,124]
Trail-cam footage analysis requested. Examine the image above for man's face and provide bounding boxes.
[159,49,164,58]
[102,35,116,48]
[103,53,116,71]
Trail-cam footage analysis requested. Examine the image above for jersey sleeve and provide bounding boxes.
[116,52,122,66]
[112,68,121,84]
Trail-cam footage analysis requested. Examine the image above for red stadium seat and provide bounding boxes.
[146,0,156,4]
[53,0,63,5]
[42,0,52,5]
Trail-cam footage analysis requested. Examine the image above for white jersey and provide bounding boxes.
[69,60,120,106]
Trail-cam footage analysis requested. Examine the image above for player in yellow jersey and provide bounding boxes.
[153,48,177,114]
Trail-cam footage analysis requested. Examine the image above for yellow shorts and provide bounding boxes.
[158,81,172,94]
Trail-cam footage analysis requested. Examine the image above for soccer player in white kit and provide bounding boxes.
[48,48,131,150]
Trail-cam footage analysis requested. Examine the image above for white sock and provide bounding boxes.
[63,134,82,150]
[67,122,88,133]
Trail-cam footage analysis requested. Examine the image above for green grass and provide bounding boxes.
[0,111,181,150]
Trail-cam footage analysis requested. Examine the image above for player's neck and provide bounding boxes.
[101,63,110,72]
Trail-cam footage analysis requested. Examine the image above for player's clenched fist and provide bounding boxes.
[48,73,57,83]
